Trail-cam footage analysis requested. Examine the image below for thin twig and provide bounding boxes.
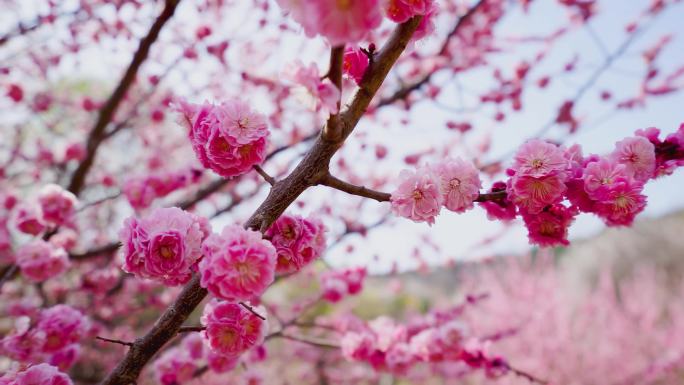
[274,333,340,349]
[96,336,134,347]
[253,165,276,186]
[239,301,266,320]
[178,326,206,333]
[319,174,391,202]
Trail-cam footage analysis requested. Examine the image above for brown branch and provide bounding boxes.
[0,265,19,292]
[475,190,507,202]
[507,363,548,385]
[96,336,134,347]
[319,174,391,202]
[375,0,485,108]
[178,326,206,333]
[253,165,276,186]
[66,0,181,196]
[274,333,340,349]
[99,17,423,385]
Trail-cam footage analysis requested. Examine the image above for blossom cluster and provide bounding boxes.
[391,157,482,225]
[392,125,684,246]
[339,313,508,379]
[275,0,437,45]
[320,266,367,302]
[14,240,70,283]
[119,207,210,285]
[10,184,78,236]
[177,100,269,178]
[0,363,73,385]
[265,214,326,274]
[201,300,268,359]
[0,305,91,371]
[122,168,203,210]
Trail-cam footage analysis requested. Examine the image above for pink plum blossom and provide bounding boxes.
[119,207,209,285]
[509,173,566,214]
[201,300,268,358]
[15,241,70,283]
[611,136,656,181]
[593,181,647,226]
[12,364,73,385]
[198,225,276,302]
[582,157,632,200]
[153,347,197,385]
[391,167,443,224]
[434,157,482,213]
[265,214,326,274]
[13,204,46,235]
[512,139,568,178]
[521,204,577,246]
[321,267,367,303]
[286,61,340,113]
[37,184,78,226]
[35,305,91,353]
[343,47,369,84]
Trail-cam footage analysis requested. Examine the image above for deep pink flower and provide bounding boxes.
[13,204,46,235]
[611,136,656,181]
[15,241,69,283]
[63,142,86,162]
[0,316,44,362]
[411,1,439,41]
[521,204,577,247]
[201,300,267,357]
[434,157,482,213]
[512,139,568,178]
[119,207,208,285]
[321,266,367,303]
[265,214,326,274]
[35,305,90,354]
[48,344,81,372]
[199,225,276,302]
[207,351,240,373]
[343,47,369,85]
[593,182,646,226]
[37,184,78,226]
[391,167,442,224]
[180,333,206,360]
[582,157,632,200]
[277,0,383,45]
[182,101,269,178]
[153,348,197,385]
[509,174,566,214]
[341,331,376,361]
[383,0,415,22]
[13,364,73,385]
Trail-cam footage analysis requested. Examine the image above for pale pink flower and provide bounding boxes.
[611,136,656,181]
[199,225,276,302]
[37,184,77,226]
[277,0,383,45]
[320,265,367,303]
[369,316,407,352]
[391,167,442,224]
[184,101,268,178]
[512,139,568,178]
[582,157,632,200]
[265,214,326,274]
[15,241,69,283]
[13,204,46,235]
[411,1,439,41]
[119,207,208,286]
[36,305,90,353]
[408,328,443,362]
[434,157,482,213]
[13,364,73,385]
[180,333,206,360]
[207,351,240,373]
[201,300,267,357]
[153,348,197,385]
[343,47,369,84]
[385,343,414,374]
[341,331,376,361]
[287,61,340,113]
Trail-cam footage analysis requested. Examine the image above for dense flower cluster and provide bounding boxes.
[276,0,383,45]
[178,100,269,178]
[201,300,268,359]
[0,305,90,370]
[265,213,326,274]
[339,311,508,378]
[14,240,70,283]
[320,266,367,302]
[198,225,276,302]
[120,207,209,285]
[0,363,73,385]
[391,158,482,225]
[392,125,684,246]
[123,168,202,210]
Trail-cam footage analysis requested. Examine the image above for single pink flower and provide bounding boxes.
[286,61,340,113]
[153,348,197,385]
[582,157,632,200]
[265,214,326,274]
[207,351,240,373]
[36,305,90,353]
[611,136,656,181]
[0,316,44,362]
[594,181,646,226]
[48,344,81,372]
[509,174,566,214]
[119,207,208,286]
[201,300,268,358]
[37,184,78,226]
[391,167,443,224]
[512,139,568,178]
[434,157,482,213]
[383,0,414,22]
[343,47,369,85]
[199,225,276,302]
[521,204,577,247]
[15,241,70,283]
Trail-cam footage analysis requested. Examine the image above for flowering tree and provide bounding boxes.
[1,0,684,384]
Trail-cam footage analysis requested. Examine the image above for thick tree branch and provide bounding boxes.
[66,0,181,196]
[375,0,485,108]
[99,16,423,385]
